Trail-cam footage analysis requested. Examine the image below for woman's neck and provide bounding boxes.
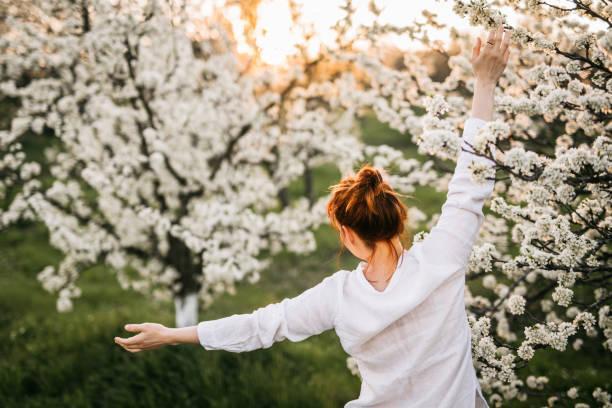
[363,237,404,282]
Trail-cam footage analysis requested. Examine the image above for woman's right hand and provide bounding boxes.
[114,322,173,353]
[470,24,510,86]
[114,322,200,353]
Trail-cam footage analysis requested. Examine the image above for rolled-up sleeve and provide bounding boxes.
[197,271,345,352]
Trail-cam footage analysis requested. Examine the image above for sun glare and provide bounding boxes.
[254,0,298,65]
[219,0,525,66]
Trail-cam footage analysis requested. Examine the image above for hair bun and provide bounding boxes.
[326,163,408,251]
[357,165,384,193]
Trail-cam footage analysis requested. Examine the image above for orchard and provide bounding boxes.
[1,0,610,406]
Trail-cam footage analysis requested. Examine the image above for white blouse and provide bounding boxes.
[197,117,494,407]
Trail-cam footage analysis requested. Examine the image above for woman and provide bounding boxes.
[115,25,510,407]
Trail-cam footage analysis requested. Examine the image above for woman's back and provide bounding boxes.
[331,113,497,406]
[333,245,481,407]
[186,115,494,407]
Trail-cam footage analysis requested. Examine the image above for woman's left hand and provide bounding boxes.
[471,24,511,86]
[114,322,171,353]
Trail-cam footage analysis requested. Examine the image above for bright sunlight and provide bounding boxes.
[222,0,474,65]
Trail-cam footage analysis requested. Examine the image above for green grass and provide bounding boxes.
[0,222,362,407]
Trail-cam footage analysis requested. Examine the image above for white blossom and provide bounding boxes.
[507,295,526,315]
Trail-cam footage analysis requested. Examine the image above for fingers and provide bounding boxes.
[115,332,144,347]
[115,335,144,352]
[125,323,145,333]
[482,25,508,59]
[124,333,145,346]
[500,28,510,53]
[503,47,510,64]
[119,343,142,353]
[121,343,142,353]
[471,37,481,61]
[486,27,497,47]
[114,336,130,347]
[495,24,504,46]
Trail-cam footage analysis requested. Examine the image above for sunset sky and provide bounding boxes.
[192,0,490,64]
[189,0,599,65]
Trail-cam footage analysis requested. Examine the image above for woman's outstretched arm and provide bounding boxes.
[115,270,345,353]
[419,25,509,266]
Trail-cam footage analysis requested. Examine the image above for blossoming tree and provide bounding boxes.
[0,0,433,326]
[433,2,611,405]
[1,0,611,405]
[366,0,611,405]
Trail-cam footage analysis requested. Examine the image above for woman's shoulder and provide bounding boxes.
[319,268,356,296]
[326,268,352,284]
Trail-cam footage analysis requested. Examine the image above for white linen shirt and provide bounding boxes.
[197,117,494,407]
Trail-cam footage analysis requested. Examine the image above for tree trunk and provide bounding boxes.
[166,234,201,327]
[174,292,199,327]
[278,186,289,208]
[304,163,314,207]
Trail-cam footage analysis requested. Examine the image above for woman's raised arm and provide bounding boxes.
[419,25,510,266]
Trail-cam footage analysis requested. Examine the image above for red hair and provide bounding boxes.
[326,164,411,267]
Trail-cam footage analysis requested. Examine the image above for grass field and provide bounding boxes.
[1,117,609,407]
[0,221,364,407]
